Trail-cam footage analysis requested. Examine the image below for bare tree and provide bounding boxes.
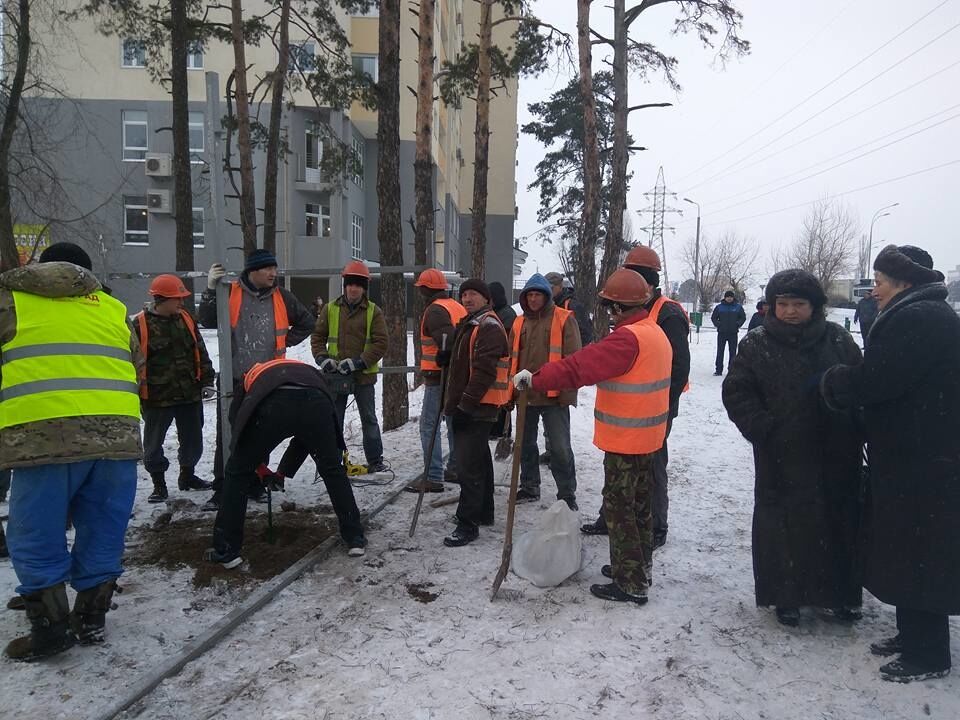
[682,229,758,308]
[775,197,859,296]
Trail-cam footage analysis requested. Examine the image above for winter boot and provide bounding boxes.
[70,580,117,645]
[178,467,212,492]
[775,607,800,627]
[870,634,903,657]
[7,595,25,610]
[4,583,75,661]
[147,473,168,503]
[589,582,648,605]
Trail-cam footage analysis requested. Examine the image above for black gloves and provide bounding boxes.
[436,349,452,368]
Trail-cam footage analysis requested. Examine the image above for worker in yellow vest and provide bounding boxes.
[405,268,466,493]
[508,273,581,510]
[513,269,672,604]
[1,243,142,660]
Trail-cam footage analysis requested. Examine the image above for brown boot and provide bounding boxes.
[70,580,117,645]
[4,583,75,661]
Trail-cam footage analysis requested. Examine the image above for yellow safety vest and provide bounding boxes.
[0,290,140,429]
[326,300,380,374]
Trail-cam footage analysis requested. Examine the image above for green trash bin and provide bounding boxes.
[691,311,704,328]
[844,317,851,331]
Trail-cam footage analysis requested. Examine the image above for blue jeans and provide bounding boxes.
[419,383,455,481]
[520,404,577,501]
[6,459,137,594]
[333,383,384,465]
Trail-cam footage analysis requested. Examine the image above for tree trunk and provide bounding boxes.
[576,0,600,334]
[262,0,291,255]
[595,0,629,339]
[170,0,195,300]
[229,0,258,254]
[469,0,493,278]
[377,0,408,430]
[0,0,31,272]
[412,0,436,387]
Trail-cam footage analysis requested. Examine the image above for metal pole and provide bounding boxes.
[867,202,899,272]
[684,198,701,313]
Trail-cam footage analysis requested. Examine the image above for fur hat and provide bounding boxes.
[459,278,491,303]
[765,269,828,309]
[38,242,92,270]
[873,244,944,285]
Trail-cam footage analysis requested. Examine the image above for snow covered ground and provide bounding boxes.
[2,323,958,720]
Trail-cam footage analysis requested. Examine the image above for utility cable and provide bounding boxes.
[675,0,954,185]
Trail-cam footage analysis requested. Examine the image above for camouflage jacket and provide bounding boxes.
[0,262,143,468]
[133,306,215,407]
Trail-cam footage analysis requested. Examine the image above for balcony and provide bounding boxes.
[294,152,334,192]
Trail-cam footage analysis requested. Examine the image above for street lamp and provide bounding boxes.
[868,202,899,274]
[684,197,701,312]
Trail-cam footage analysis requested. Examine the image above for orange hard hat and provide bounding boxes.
[414,268,447,290]
[624,245,662,271]
[149,274,191,299]
[342,260,371,279]
[599,268,652,306]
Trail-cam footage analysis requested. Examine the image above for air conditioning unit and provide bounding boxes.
[145,152,172,177]
[147,189,171,213]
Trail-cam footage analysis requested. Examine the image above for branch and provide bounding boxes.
[627,102,672,112]
[589,27,614,46]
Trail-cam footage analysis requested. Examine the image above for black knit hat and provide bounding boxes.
[765,269,828,309]
[873,244,944,285]
[723,290,736,299]
[38,242,92,270]
[459,278,491,303]
[245,248,278,273]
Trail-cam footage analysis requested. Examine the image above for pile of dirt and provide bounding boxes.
[127,506,339,588]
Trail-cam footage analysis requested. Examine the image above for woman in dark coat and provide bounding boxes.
[722,270,863,627]
[821,245,960,683]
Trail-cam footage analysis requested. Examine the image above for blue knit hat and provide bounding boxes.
[245,249,278,272]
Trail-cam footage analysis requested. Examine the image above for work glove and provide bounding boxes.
[512,369,533,391]
[318,358,338,374]
[201,386,217,400]
[207,263,226,290]
[436,349,452,368]
[255,463,285,492]
[338,357,366,374]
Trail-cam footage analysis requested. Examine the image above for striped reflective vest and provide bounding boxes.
[228,282,289,358]
[243,358,308,392]
[420,298,467,371]
[469,311,511,406]
[0,290,140,429]
[592,319,672,454]
[508,306,572,399]
[326,300,379,374]
[648,294,691,393]
[134,309,201,399]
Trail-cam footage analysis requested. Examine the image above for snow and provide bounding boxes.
[2,326,958,720]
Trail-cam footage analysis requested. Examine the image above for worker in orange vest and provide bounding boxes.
[513,269,672,604]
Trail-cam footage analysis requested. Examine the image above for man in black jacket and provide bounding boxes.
[545,272,593,345]
[207,359,366,567]
[711,290,746,375]
[854,294,879,346]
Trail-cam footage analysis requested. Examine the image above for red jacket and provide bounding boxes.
[532,310,650,393]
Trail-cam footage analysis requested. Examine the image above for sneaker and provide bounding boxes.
[562,497,579,512]
[776,607,800,627]
[581,519,608,536]
[6,596,25,610]
[403,479,445,494]
[589,582,648,605]
[367,460,388,474]
[515,489,540,503]
[870,634,903,657]
[880,658,951,683]
[347,538,367,557]
[653,531,667,550]
[205,548,243,569]
[201,493,222,512]
[443,525,479,547]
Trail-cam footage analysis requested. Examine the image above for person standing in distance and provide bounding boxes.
[711,290,746,376]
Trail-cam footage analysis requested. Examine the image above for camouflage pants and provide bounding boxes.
[602,452,654,596]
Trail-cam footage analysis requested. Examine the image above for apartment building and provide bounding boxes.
[15,2,521,311]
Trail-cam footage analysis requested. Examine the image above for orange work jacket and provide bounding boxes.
[420,298,467,371]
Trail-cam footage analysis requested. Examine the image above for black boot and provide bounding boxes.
[443,525,479,547]
[147,473,168,503]
[776,607,800,627]
[880,658,950,683]
[581,514,608,536]
[870,634,903,657]
[4,583,75,661]
[589,582,648,605]
[178,467,212,492]
[71,580,117,645]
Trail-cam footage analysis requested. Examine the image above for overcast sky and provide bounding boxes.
[513,0,960,288]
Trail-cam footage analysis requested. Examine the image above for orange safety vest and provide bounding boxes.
[134,309,201,400]
[228,282,289,358]
[508,306,573,399]
[593,319,672,455]
[468,311,511,406]
[420,298,467,371]
[242,358,308,392]
[648,294,691,393]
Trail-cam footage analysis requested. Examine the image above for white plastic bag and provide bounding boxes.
[511,501,583,587]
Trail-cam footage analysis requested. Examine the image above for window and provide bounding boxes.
[351,54,378,82]
[123,196,149,244]
[122,110,148,161]
[352,136,364,187]
[351,214,363,259]
[192,208,204,247]
[187,41,204,70]
[121,38,146,68]
[289,41,317,75]
[306,204,331,237]
[304,127,323,183]
[189,112,204,162]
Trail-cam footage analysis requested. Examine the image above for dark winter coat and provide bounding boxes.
[444,304,509,421]
[748,311,766,331]
[821,283,960,615]
[133,306,215,407]
[711,300,746,335]
[489,282,517,330]
[853,295,879,339]
[554,286,593,345]
[722,313,864,609]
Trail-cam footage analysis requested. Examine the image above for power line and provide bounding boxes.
[706,103,960,207]
[675,0,954,186]
[683,20,960,194]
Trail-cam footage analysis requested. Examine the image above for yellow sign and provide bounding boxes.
[14,225,49,265]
